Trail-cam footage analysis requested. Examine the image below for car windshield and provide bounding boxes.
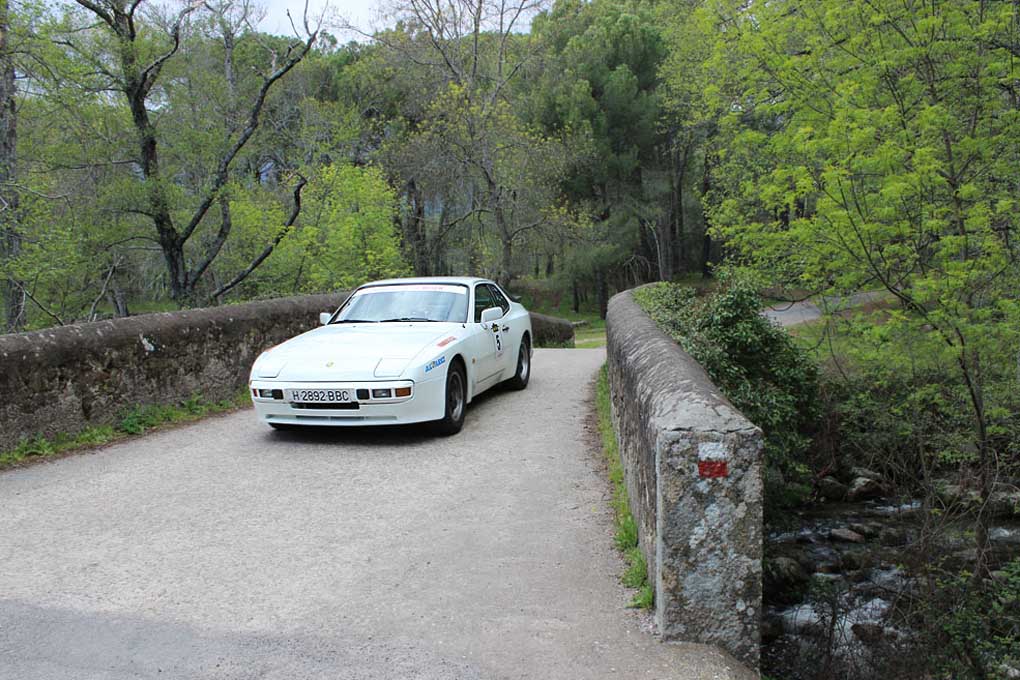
[332,284,469,323]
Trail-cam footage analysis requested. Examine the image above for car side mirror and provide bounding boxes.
[319,312,332,325]
[480,307,503,324]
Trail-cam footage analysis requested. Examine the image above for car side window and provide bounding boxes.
[474,285,495,322]
[487,284,510,315]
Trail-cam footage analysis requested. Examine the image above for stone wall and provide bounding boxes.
[529,312,574,347]
[606,288,764,669]
[0,293,351,449]
[1,294,574,450]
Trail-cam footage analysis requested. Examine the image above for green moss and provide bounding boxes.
[596,364,653,609]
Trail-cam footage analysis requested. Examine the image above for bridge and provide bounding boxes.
[0,292,761,679]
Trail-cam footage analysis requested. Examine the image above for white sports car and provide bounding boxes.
[249,277,533,435]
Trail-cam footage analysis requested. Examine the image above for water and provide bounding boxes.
[763,497,1019,679]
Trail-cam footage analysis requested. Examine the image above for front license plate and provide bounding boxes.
[285,388,352,403]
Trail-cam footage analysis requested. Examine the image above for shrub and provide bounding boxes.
[634,271,820,473]
[914,559,1020,679]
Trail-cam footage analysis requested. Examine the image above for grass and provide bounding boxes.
[530,307,606,348]
[596,364,653,609]
[521,274,719,349]
[0,390,250,470]
[573,315,607,348]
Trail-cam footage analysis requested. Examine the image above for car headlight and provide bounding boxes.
[374,358,409,378]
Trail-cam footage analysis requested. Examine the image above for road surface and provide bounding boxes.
[0,349,752,680]
[764,291,888,327]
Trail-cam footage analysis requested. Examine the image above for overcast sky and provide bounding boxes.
[260,0,386,37]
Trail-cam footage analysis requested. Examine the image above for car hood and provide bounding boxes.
[254,323,457,382]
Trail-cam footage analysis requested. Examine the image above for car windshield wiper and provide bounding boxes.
[379,317,434,322]
[332,318,379,324]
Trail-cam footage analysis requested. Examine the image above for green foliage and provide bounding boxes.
[302,163,408,289]
[692,0,1020,508]
[629,582,654,610]
[614,514,638,553]
[918,560,1020,679]
[528,0,672,292]
[796,311,1020,489]
[635,272,820,471]
[621,547,647,588]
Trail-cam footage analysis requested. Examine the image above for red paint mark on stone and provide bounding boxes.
[698,461,728,478]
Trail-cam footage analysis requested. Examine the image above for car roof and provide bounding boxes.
[360,276,498,288]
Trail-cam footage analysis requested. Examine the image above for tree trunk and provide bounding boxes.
[106,280,130,318]
[656,216,673,281]
[672,136,689,275]
[0,0,22,332]
[962,349,993,583]
[500,236,513,288]
[595,268,608,320]
[405,180,430,276]
[700,150,713,279]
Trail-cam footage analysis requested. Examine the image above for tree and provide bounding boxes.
[526,0,666,312]
[703,0,1020,581]
[0,0,21,330]
[63,0,320,303]
[371,0,564,285]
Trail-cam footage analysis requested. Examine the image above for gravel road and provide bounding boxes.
[764,291,888,327]
[0,348,752,680]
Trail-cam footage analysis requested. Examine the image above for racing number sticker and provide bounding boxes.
[492,323,504,356]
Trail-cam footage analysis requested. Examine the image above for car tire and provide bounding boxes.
[433,361,467,436]
[505,336,531,390]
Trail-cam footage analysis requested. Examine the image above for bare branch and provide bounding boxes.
[180,28,318,244]
[72,0,115,28]
[87,262,118,321]
[211,176,308,300]
[12,280,65,326]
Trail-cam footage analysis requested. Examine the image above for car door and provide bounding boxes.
[472,283,505,385]
[486,284,515,374]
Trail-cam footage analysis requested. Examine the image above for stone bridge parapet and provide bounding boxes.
[606,287,763,669]
[0,292,574,450]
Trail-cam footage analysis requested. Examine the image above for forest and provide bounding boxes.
[0,0,727,328]
[1,0,1018,678]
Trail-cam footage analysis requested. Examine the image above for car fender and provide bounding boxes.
[403,329,479,399]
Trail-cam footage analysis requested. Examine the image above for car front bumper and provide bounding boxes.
[249,377,446,427]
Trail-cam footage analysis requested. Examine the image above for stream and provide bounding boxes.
[762,493,1020,678]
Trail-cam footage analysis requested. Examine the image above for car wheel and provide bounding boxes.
[434,361,467,436]
[505,336,531,390]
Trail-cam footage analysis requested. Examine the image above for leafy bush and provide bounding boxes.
[806,310,1020,488]
[634,271,820,473]
[916,560,1020,679]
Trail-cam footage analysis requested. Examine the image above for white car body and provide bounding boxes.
[249,277,532,430]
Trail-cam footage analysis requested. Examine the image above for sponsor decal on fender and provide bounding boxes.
[424,356,447,373]
[437,336,457,348]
